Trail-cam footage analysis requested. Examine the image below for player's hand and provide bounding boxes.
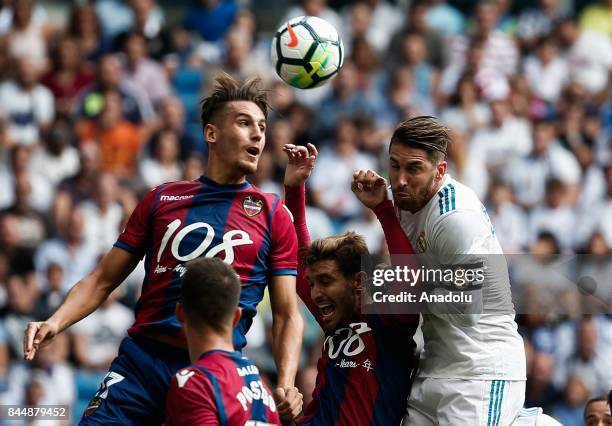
[23,321,59,361]
[273,386,303,422]
[351,169,388,210]
[283,143,318,188]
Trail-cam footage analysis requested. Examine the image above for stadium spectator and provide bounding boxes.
[34,207,98,294]
[0,56,54,147]
[79,173,124,256]
[41,36,94,116]
[5,0,48,72]
[465,98,532,199]
[75,54,155,126]
[29,117,80,187]
[556,17,612,97]
[579,0,612,37]
[183,0,239,43]
[309,118,376,223]
[425,0,464,36]
[446,1,519,79]
[583,394,612,426]
[139,130,182,189]
[387,1,446,70]
[523,36,569,104]
[551,374,590,426]
[67,3,109,63]
[528,179,577,251]
[156,96,201,159]
[504,119,581,209]
[122,31,171,108]
[516,0,567,49]
[1,171,48,248]
[77,91,143,179]
[487,180,529,253]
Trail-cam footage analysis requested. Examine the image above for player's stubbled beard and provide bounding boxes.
[393,172,437,213]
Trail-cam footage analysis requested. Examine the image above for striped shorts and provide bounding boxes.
[403,377,526,426]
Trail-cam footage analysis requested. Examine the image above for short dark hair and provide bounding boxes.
[390,116,450,163]
[584,395,610,419]
[200,73,269,131]
[180,257,241,332]
[305,232,369,278]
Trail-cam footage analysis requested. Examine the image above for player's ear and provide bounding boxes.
[232,307,242,327]
[436,160,447,181]
[175,302,185,325]
[353,271,367,292]
[204,123,217,146]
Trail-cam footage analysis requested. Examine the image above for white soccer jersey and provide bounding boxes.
[396,174,526,380]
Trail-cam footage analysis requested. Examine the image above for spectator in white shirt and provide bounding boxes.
[524,36,569,103]
[446,1,518,81]
[0,57,54,146]
[487,181,529,253]
[79,173,124,256]
[465,99,532,199]
[309,118,376,221]
[139,130,182,190]
[556,17,612,96]
[528,178,577,251]
[504,119,581,209]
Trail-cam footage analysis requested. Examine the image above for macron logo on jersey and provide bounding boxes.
[176,369,196,388]
[160,195,194,201]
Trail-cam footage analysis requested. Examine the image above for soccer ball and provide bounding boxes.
[271,16,344,89]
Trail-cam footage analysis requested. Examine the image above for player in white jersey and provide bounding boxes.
[352,116,526,425]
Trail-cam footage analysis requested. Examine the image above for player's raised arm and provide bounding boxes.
[267,164,305,418]
[24,246,139,361]
[283,143,320,316]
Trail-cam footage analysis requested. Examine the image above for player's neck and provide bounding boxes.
[185,328,235,364]
[203,163,247,185]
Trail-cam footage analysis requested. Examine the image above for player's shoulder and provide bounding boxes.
[170,366,212,392]
[431,176,483,220]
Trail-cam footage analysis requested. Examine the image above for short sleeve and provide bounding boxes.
[114,187,160,259]
[269,198,298,276]
[165,369,219,426]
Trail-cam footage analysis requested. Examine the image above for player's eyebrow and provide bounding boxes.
[235,112,266,124]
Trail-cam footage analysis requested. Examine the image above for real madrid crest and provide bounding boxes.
[243,195,263,217]
[416,231,427,253]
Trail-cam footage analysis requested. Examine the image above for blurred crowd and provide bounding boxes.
[0,0,610,424]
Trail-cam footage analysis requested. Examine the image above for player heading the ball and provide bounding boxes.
[23,74,303,425]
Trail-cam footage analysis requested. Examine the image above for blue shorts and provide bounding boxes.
[79,336,190,425]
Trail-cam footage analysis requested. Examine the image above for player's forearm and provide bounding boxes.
[272,310,304,388]
[373,199,415,255]
[47,269,115,333]
[284,184,318,314]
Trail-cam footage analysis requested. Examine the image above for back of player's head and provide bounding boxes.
[200,73,269,130]
[305,232,369,279]
[181,257,241,332]
[390,116,449,164]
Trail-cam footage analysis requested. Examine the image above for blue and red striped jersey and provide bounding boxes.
[284,185,419,426]
[165,350,281,426]
[114,176,297,350]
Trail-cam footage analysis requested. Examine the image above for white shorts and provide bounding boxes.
[402,377,526,426]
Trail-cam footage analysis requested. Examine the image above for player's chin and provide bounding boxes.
[238,158,259,175]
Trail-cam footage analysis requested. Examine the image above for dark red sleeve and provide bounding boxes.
[284,185,321,324]
[269,197,298,276]
[114,186,160,259]
[165,369,220,426]
[372,199,421,326]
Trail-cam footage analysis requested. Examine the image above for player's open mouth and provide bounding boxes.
[246,146,260,157]
[318,304,335,320]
